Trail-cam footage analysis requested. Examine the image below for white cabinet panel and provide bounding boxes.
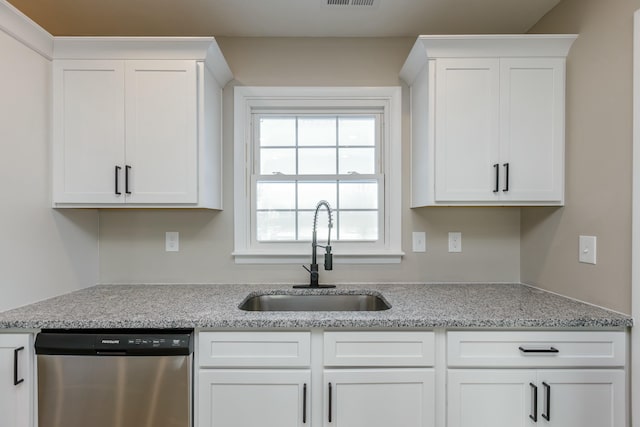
[434,58,500,202]
[500,58,565,202]
[324,331,435,366]
[124,60,197,204]
[52,60,125,203]
[0,334,32,427]
[198,369,310,427]
[447,331,626,368]
[448,370,536,427]
[324,369,435,427]
[538,370,625,427]
[198,331,311,367]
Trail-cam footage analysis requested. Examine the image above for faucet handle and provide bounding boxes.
[324,246,333,271]
[302,265,311,273]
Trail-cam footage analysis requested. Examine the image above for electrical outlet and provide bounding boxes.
[579,235,596,264]
[166,232,179,252]
[448,232,462,253]
[412,232,426,252]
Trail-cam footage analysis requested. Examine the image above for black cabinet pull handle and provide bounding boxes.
[529,382,538,422]
[13,346,24,386]
[328,382,332,423]
[542,382,551,421]
[115,166,122,195]
[493,163,500,193]
[125,165,132,195]
[519,346,559,354]
[503,163,510,192]
[303,383,307,424]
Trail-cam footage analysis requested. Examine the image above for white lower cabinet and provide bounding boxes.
[324,369,435,427]
[197,330,436,427]
[0,334,33,427]
[196,330,627,427]
[448,369,625,427]
[198,369,310,427]
[446,331,627,427]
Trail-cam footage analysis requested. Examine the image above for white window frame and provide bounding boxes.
[233,87,403,264]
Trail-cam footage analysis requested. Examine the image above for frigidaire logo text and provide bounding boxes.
[102,339,120,344]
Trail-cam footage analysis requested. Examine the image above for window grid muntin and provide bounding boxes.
[254,112,382,243]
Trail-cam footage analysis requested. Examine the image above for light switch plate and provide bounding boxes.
[579,235,596,264]
[448,232,462,253]
[166,232,179,252]
[412,232,426,252]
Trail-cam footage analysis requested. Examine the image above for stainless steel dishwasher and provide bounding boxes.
[35,329,193,427]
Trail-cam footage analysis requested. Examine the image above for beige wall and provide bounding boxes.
[522,0,640,314]
[0,29,99,312]
[99,37,521,285]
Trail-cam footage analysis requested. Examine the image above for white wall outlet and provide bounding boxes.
[448,232,462,253]
[579,235,596,264]
[412,231,426,252]
[166,232,179,252]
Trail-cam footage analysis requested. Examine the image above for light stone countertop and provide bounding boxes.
[0,283,632,330]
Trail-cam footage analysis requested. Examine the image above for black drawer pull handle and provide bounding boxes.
[519,346,559,353]
[503,162,509,192]
[328,382,332,423]
[542,382,551,421]
[125,165,132,195]
[529,382,538,422]
[493,163,500,193]
[115,166,121,195]
[14,346,24,386]
[303,383,307,424]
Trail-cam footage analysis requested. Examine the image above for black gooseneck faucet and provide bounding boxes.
[294,200,336,289]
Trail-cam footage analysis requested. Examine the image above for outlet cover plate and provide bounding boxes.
[579,235,596,264]
[412,232,426,252]
[448,232,462,253]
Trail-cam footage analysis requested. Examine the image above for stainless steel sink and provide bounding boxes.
[239,293,391,312]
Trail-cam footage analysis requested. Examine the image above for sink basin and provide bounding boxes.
[239,293,391,312]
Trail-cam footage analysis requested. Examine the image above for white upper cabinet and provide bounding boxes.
[400,35,576,206]
[52,38,232,208]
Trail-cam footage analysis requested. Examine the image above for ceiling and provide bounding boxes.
[7,0,561,37]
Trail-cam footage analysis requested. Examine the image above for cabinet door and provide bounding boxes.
[324,369,435,427]
[448,369,537,427]
[537,370,625,427]
[124,60,198,204]
[52,60,126,204]
[500,58,565,202]
[434,58,500,202]
[198,369,310,427]
[0,334,32,427]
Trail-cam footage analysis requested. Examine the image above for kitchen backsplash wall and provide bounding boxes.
[521,0,640,314]
[98,37,522,285]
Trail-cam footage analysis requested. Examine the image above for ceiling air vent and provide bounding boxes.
[324,0,379,7]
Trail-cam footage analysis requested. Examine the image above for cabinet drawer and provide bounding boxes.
[324,331,435,366]
[447,331,626,367]
[198,332,311,367]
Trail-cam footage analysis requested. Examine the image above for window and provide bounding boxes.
[234,87,402,264]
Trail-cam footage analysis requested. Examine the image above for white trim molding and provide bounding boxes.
[0,0,53,59]
[633,9,640,427]
[53,36,233,87]
[233,86,404,264]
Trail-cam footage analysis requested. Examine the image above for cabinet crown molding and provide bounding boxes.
[53,36,233,86]
[400,34,577,85]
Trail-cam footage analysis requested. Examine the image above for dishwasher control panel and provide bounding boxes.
[35,329,194,356]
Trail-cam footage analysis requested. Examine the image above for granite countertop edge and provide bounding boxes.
[0,283,633,330]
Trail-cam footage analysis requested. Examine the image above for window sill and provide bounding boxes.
[232,250,404,265]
